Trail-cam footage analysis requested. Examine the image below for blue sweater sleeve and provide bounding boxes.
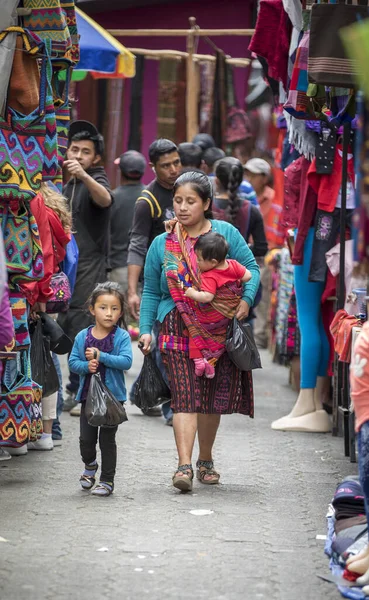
[140,236,163,335]
[99,330,133,371]
[69,331,89,375]
[226,223,260,306]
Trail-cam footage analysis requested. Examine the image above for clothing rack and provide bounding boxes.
[108,17,254,140]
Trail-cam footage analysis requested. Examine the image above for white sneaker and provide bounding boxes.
[70,403,81,417]
[28,437,54,451]
[7,445,28,456]
[0,448,11,461]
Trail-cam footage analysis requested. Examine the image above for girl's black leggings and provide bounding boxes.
[79,402,118,483]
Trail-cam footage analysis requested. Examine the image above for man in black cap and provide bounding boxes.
[58,121,113,414]
[109,151,146,293]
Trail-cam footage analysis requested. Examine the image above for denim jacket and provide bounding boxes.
[69,327,133,402]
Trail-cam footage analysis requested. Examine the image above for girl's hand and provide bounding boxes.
[88,359,99,373]
[86,347,100,361]
[138,334,152,355]
[235,300,250,321]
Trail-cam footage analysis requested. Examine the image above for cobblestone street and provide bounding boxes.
[1,348,355,600]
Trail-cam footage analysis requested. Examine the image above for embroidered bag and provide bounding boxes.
[46,271,71,314]
[0,28,50,201]
[8,289,30,348]
[308,0,369,88]
[1,201,44,282]
[41,40,60,191]
[22,0,74,64]
[0,351,33,448]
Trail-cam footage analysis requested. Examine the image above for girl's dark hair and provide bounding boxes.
[88,282,127,329]
[215,157,244,225]
[173,171,213,219]
[194,232,229,263]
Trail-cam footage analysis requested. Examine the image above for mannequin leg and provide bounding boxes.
[272,229,331,432]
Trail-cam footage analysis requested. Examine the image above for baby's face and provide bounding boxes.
[196,250,218,273]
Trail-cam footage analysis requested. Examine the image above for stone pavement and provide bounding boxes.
[0,346,356,600]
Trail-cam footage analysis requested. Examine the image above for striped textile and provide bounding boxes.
[163,220,241,367]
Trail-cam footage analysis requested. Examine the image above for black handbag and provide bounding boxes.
[226,317,262,371]
[86,373,128,427]
[308,1,369,88]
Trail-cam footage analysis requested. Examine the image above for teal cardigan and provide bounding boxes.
[140,220,261,335]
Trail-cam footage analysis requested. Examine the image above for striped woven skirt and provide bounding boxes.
[160,309,254,416]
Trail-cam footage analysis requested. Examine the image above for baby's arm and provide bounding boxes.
[185,287,215,303]
[241,269,252,283]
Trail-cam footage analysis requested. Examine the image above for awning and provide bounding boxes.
[74,7,135,78]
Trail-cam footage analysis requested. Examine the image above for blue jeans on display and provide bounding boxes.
[294,228,330,388]
[52,353,64,439]
[358,421,369,530]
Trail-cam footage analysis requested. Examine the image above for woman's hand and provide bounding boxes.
[235,300,250,321]
[138,334,152,355]
[88,359,99,373]
[85,347,100,361]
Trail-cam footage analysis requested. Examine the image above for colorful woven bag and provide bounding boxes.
[0,28,50,201]
[1,201,44,283]
[46,271,71,313]
[29,381,43,442]
[0,351,33,447]
[22,0,74,63]
[42,40,61,191]
[8,289,30,348]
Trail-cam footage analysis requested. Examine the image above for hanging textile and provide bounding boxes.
[128,55,145,152]
[199,60,216,134]
[249,0,292,90]
[225,64,252,144]
[0,29,53,201]
[212,52,227,148]
[157,58,178,141]
[60,0,80,65]
[0,0,19,116]
[175,58,187,145]
[22,0,75,64]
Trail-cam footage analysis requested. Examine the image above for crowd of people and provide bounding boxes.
[1,120,285,495]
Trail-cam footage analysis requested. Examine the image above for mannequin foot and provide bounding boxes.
[346,545,369,567]
[271,410,331,433]
[287,388,316,419]
[348,555,369,577]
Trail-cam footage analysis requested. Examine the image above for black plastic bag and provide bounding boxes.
[133,353,170,411]
[226,317,262,371]
[86,373,128,427]
[43,356,60,397]
[30,319,47,387]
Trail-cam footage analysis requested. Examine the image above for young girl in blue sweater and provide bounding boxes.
[69,282,133,497]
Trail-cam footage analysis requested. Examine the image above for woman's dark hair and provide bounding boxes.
[173,171,213,219]
[88,281,127,329]
[215,157,244,225]
[194,232,229,263]
[149,138,178,165]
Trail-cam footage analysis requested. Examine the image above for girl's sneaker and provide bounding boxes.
[91,482,114,496]
[80,462,98,490]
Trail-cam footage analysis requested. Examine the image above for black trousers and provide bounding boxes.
[79,402,118,483]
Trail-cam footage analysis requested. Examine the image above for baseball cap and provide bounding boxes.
[114,150,147,178]
[68,120,99,141]
[244,158,272,176]
[68,120,104,155]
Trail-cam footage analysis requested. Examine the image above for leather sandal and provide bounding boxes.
[172,464,193,492]
[80,462,98,490]
[196,460,220,485]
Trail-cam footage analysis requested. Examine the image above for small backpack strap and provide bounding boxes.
[136,190,162,219]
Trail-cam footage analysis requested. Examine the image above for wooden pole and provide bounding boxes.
[108,28,255,37]
[186,18,199,141]
[127,47,250,67]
